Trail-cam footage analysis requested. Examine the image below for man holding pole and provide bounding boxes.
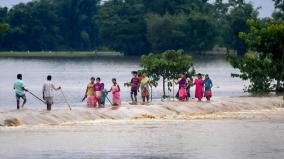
[42,75,61,111]
[13,74,28,109]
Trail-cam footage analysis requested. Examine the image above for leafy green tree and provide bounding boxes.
[0,22,10,49]
[227,52,277,93]
[5,1,62,50]
[141,49,193,98]
[146,13,217,53]
[0,23,9,32]
[272,0,284,20]
[223,2,258,56]
[145,14,187,53]
[56,0,100,50]
[96,0,149,55]
[239,19,284,92]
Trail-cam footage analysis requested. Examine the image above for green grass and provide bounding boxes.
[0,51,124,58]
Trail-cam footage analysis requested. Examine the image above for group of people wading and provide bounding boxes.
[174,73,213,102]
[13,71,213,111]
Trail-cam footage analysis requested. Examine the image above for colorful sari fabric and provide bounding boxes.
[141,77,150,97]
[204,79,213,98]
[101,89,108,104]
[194,79,204,99]
[178,78,187,100]
[87,96,96,108]
[93,83,103,105]
[86,82,96,107]
[112,85,121,106]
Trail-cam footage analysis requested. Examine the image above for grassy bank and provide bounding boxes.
[0,51,124,58]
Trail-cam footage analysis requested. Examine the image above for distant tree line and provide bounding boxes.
[0,0,261,55]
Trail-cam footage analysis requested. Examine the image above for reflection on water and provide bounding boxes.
[0,55,247,108]
[0,120,284,159]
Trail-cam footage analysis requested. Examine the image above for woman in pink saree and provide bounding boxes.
[194,73,204,101]
[109,78,121,106]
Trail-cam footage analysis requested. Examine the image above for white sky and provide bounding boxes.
[0,0,275,18]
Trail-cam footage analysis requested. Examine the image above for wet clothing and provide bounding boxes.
[45,97,54,105]
[204,79,213,91]
[93,83,103,92]
[93,83,103,105]
[178,78,187,100]
[86,82,96,107]
[101,89,108,105]
[14,79,25,96]
[111,85,121,106]
[204,79,213,98]
[42,80,60,110]
[131,90,138,96]
[131,77,140,91]
[204,90,212,98]
[140,77,150,97]
[43,81,59,98]
[86,96,96,108]
[16,94,26,101]
[194,79,204,99]
[86,82,95,96]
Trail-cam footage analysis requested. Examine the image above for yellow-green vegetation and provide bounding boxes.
[0,51,123,58]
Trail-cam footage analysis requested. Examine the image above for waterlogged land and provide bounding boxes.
[0,51,123,58]
[0,96,283,126]
[1,96,284,159]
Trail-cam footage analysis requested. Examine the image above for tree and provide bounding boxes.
[141,49,194,98]
[239,19,284,92]
[272,0,284,20]
[145,14,187,53]
[227,52,277,93]
[145,13,217,53]
[223,2,258,56]
[96,0,149,55]
[56,0,100,50]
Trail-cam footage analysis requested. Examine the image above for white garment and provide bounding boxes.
[42,81,58,98]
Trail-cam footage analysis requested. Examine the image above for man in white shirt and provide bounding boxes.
[42,75,61,111]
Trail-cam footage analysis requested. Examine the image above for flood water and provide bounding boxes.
[1,55,283,159]
[0,55,247,108]
[0,120,284,159]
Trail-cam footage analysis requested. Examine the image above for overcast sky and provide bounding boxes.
[0,0,275,18]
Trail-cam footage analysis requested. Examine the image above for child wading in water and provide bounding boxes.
[204,74,213,101]
[101,83,108,107]
[84,77,96,108]
[130,71,140,104]
[140,73,151,104]
[186,76,193,100]
[174,73,187,101]
[194,73,204,101]
[93,77,103,107]
[109,78,121,106]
